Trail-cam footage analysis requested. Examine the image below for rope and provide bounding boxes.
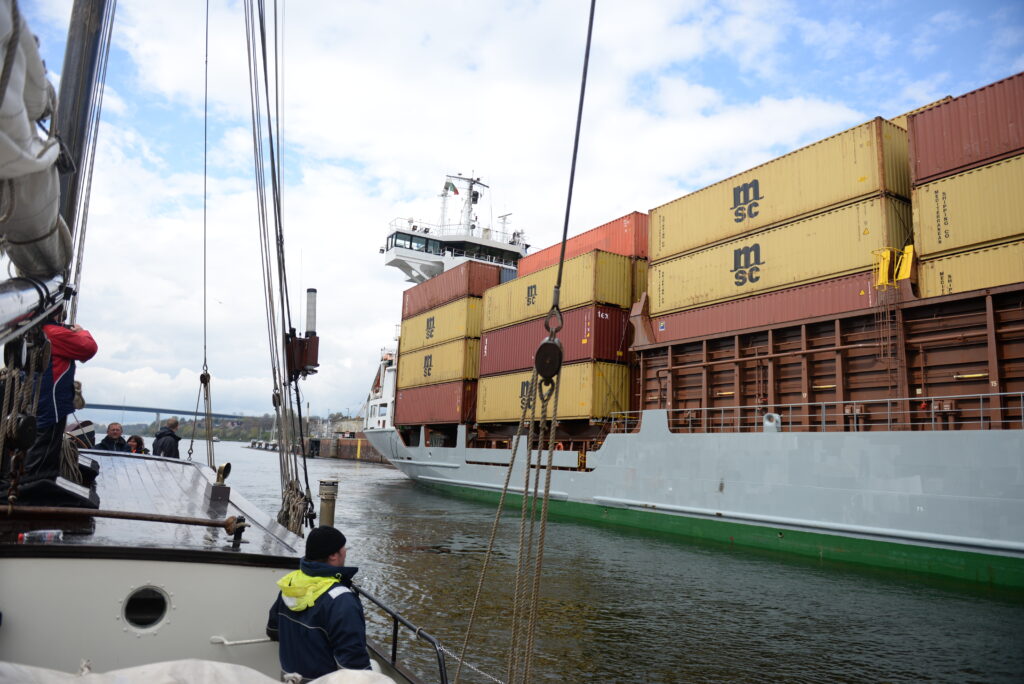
[436,643,504,684]
[59,435,81,484]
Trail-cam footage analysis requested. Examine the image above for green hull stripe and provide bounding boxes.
[423,481,1024,590]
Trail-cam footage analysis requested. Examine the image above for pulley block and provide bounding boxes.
[534,337,563,381]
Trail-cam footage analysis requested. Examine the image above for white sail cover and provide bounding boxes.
[0,660,398,684]
[0,0,70,278]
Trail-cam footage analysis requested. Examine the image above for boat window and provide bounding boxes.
[124,586,169,629]
[379,404,388,417]
[411,235,427,251]
[393,233,412,249]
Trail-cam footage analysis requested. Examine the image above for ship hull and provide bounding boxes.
[364,411,1024,588]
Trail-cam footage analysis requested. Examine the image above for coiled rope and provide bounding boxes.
[455,2,597,682]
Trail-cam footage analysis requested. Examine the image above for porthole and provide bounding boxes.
[124,586,169,629]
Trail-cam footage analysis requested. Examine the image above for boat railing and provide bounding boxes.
[606,391,1024,434]
[355,584,450,684]
[389,217,523,245]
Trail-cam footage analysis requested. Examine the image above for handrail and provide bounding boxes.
[354,584,450,684]
[607,390,1024,435]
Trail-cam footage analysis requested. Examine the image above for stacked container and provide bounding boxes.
[645,117,912,342]
[476,249,640,423]
[394,262,501,426]
[908,72,1024,298]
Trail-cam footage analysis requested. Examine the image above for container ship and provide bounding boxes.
[364,75,1024,588]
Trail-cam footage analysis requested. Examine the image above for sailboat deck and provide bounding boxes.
[3,451,300,562]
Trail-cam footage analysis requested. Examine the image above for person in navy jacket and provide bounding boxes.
[267,526,371,678]
[23,319,97,481]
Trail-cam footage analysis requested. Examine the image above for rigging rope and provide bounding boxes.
[456,2,597,681]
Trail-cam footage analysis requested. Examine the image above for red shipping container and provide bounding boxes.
[517,212,648,277]
[479,304,630,376]
[394,380,477,425]
[402,262,502,320]
[647,272,877,345]
[909,71,1024,186]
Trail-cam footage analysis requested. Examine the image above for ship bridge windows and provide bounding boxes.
[386,232,444,256]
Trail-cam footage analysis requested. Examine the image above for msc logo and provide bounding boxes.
[422,354,433,377]
[731,243,764,287]
[730,179,763,223]
[519,380,534,409]
[425,316,435,339]
[526,284,538,306]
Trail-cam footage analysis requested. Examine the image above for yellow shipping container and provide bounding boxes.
[399,297,482,354]
[632,258,648,305]
[476,362,629,422]
[397,339,480,389]
[912,154,1024,259]
[649,195,911,316]
[482,251,633,332]
[650,118,909,263]
[917,240,1024,299]
[888,96,952,130]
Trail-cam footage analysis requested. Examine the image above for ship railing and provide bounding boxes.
[389,217,522,245]
[606,391,1024,434]
[355,584,450,683]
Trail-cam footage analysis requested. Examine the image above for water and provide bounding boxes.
[214,441,1024,683]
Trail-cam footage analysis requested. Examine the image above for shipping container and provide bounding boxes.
[649,195,910,316]
[401,261,501,319]
[477,362,629,422]
[517,212,649,277]
[649,118,910,262]
[908,72,1024,186]
[633,258,648,305]
[399,297,483,354]
[480,304,630,376]
[394,380,477,425]
[482,250,634,331]
[397,338,480,389]
[911,154,1024,258]
[889,96,952,129]
[648,271,877,345]
[917,239,1024,299]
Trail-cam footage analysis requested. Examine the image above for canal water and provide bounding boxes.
[218,441,1024,683]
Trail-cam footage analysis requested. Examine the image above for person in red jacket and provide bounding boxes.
[22,320,98,482]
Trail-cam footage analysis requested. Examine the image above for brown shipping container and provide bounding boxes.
[912,153,1024,258]
[909,71,1024,186]
[397,338,480,389]
[480,304,630,376]
[477,362,629,422]
[649,118,909,262]
[394,380,477,425]
[401,261,501,319]
[917,239,1024,299]
[649,272,877,345]
[649,195,910,316]
[889,96,952,129]
[517,212,649,277]
[399,297,483,354]
[482,251,634,331]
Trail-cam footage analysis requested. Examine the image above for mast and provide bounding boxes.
[55,0,115,237]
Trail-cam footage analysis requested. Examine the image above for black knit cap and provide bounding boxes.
[305,526,347,561]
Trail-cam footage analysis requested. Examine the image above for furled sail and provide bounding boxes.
[0,0,70,278]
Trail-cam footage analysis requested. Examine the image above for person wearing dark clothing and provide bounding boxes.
[23,322,97,480]
[126,435,149,454]
[97,422,130,452]
[152,418,181,458]
[267,526,371,679]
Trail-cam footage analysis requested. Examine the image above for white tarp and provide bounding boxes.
[0,660,398,684]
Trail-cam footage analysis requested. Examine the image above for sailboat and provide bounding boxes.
[0,2,451,681]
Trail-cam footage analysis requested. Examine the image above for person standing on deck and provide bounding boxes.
[267,526,371,678]
[151,418,181,458]
[97,422,129,452]
[22,319,97,480]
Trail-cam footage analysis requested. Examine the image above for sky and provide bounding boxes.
[14,0,1024,425]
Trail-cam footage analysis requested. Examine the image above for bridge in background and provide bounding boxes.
[86,403,245,420]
